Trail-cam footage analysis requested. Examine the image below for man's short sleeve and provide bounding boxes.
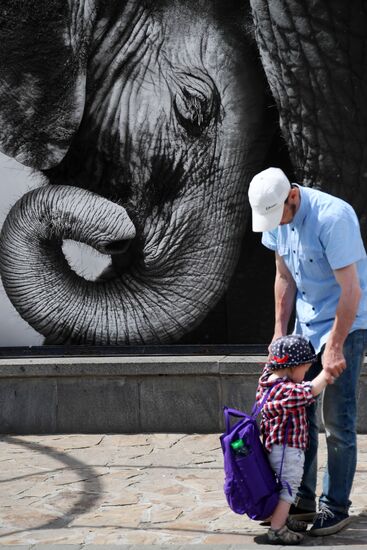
[262,228,278,251]
[320,205,366,270]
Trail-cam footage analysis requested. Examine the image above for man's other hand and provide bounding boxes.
[322,346,346,382]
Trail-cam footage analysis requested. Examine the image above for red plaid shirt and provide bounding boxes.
[256,367,315,452]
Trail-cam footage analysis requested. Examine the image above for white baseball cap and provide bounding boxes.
[248,167,291,232]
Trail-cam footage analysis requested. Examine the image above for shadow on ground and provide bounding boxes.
[0,436,103,538]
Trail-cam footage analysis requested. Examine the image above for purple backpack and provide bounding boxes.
[220,383,289,520]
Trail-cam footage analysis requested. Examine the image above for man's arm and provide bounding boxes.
[323,263,362,381]
[272,252,297,347]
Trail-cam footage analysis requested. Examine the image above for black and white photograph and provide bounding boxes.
[0,1,367,546]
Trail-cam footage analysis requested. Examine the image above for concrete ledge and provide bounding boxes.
[0,355,366,434]
[0,355,263,376]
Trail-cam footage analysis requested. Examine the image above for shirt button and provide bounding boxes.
[302,291,306,294]
[312,307,315,311]
[295,272,299,275]
[292,228,295,232]
[309,259,313,262]
[306,323,310,327]
[293,250,296,253]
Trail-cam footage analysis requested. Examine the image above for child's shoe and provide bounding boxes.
[267,524,304,545]
[286,515,308,532]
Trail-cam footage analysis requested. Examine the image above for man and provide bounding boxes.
[248,167,367,536]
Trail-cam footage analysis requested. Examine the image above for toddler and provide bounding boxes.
[256,334,333,545]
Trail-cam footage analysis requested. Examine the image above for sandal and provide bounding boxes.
[286,515,308,532]
[267,524,304,545]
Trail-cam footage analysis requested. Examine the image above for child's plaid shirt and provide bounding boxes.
[256,366,315,452]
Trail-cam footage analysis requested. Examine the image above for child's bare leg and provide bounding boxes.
[271,498,291,530]
[268,498,305,544]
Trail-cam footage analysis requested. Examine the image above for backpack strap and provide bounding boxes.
[223,407,247,435]
[224,376,283,428]
[278,415,293,496]
[251,379,283,419]
[223,380,283,433]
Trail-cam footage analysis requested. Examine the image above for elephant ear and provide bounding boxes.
[0,0,96,170]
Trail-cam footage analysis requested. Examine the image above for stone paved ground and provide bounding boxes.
[0,433,366,547]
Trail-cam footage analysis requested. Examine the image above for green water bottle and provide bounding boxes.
[231,438,250,456]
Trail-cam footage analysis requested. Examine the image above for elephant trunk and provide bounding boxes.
[0,185,239,344]
[0,185,136,343]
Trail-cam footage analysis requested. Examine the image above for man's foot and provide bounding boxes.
[309,506,351,536]
[267,525,304,545]
[286,516,308,532]
[289,503,316,522]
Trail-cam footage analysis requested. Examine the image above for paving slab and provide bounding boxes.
[0,434,366,546]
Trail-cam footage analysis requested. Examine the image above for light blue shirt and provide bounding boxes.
[262,185,367,352]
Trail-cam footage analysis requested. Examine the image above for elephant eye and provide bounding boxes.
[173,73,220,137]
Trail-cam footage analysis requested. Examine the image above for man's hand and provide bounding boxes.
[322,346,346,383]
[267,332,284,360]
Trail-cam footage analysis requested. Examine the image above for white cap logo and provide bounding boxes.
[248,167,291,232]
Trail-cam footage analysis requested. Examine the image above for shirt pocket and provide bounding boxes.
[299,246,331,278]
[277,244,290,263]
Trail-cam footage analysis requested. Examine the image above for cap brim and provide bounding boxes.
[268,355,317,369]
[251,204,284,232]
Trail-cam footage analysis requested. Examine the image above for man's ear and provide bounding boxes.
[0,0,96,170]
[289,187,299,202]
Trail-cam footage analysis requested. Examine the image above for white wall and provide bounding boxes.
[0,152,110,346]
[0,152,43,345]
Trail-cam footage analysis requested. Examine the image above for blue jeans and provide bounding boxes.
[296,329,367,514]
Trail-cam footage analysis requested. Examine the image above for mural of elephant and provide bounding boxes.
[1,0,366,346]
[0,0,274,345]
